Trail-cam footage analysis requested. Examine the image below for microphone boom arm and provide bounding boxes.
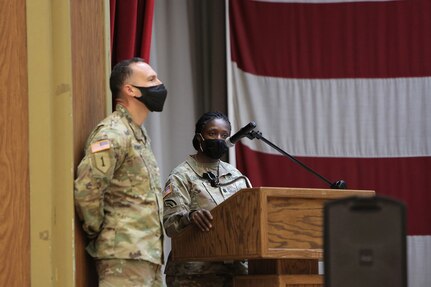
[246,130,346,189]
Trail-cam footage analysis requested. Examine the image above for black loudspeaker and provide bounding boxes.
[324,196,407,287]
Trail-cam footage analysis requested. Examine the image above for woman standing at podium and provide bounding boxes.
[163,112,251,287]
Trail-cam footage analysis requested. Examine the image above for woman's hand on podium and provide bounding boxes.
[189,209,213,232]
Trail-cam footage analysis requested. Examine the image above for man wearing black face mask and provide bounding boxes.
[131,83,167,112]
[74,57,166,287]
[162,112,251,287]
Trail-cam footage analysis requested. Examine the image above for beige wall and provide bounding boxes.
[0,0,109,286]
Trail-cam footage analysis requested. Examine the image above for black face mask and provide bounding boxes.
[200,135,228,160]
[132,84,168,112]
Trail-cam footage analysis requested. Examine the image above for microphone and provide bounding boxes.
[225,121,257,147]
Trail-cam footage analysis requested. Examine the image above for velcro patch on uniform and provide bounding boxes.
[91,139,111,153]
[93,151,112,174]
[164,199,178,208]
[163,184,172,198]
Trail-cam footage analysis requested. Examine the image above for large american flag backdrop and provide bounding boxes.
[227,0,431,285]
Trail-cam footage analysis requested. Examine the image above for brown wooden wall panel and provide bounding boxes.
[267,197,324,250]
[0,0,30,286]
[71,0,108,286]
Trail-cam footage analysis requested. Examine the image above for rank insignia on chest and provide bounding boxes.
[91,139,111,153]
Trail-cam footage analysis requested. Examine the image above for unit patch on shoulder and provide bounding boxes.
[164,199,178,208]
[93,151,112,174]
[91,139,111,153]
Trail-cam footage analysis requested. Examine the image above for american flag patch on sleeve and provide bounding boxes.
[91,139,111,153]
[163,184,173,198]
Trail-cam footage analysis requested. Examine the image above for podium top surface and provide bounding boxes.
[238,186,375,199]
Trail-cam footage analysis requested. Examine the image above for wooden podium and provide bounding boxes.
[171,187,375,287]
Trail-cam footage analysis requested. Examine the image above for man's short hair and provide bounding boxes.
[110,57,146,99]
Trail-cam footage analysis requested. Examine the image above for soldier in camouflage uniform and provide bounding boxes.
[74,57,167,287]
[163,112,251,287]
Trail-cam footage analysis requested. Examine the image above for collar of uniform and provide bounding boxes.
[116,104,147,142]
[186,155,231,178]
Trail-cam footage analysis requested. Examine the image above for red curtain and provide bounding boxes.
[110,0,154,67]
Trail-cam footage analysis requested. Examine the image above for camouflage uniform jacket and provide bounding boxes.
[163,155,250,275]
[74,104,164,265]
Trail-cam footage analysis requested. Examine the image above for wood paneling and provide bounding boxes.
[71,0,108,286]
[0,0,30,286]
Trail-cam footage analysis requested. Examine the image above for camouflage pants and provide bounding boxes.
[96,259,163,287]
[165,274,233,287]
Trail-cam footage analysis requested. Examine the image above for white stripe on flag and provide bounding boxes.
[407,236,431,287]
[232,64,431,158]
[254,0,397,3]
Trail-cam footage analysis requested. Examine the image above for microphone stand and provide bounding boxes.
[246,130,347,189]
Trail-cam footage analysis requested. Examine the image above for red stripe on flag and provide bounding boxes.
[229,0,431,78]
[236,142,431,235]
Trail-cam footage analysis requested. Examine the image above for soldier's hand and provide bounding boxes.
[189,209,213,232]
